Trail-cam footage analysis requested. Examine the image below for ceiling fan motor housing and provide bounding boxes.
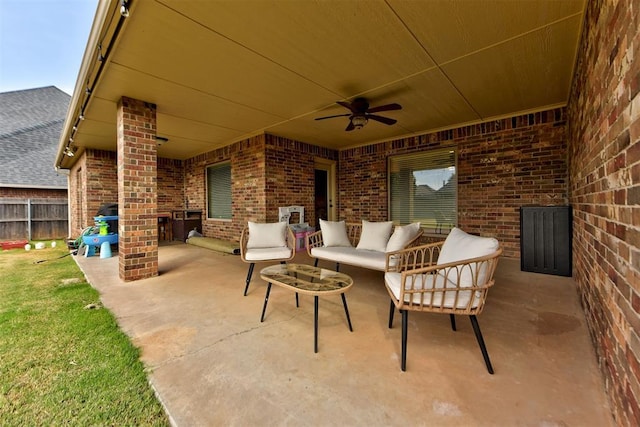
[351,97,370,113]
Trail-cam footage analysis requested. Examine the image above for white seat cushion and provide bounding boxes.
[385,271,480,309]
[437,228,499,287]
[385,222,421,252]
[247,221,287,249]
[319,219,352,247]
[311,247,388,271]
[244,247,292,261]
[356,220,393,252]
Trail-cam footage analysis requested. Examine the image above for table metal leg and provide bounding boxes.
[260,282,272,322]
[314,295,319,353]
[401,309,408,371]
[341,293,353,332]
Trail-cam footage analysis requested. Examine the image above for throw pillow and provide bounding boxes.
[356,220,394,252]
[437,227,499,287]
[246,221,287,249]
[319,219,352,247]
[385,222,421,252]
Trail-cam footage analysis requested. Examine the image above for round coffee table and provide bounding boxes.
[260,263,354,353]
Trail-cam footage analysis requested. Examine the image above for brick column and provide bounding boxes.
[116,97,158,281]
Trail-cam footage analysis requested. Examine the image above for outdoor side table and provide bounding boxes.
[259,263,354,353]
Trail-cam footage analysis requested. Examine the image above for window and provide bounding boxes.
[206,162,232,220]
[388,148,457,234]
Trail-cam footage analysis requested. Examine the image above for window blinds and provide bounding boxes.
[207,162,232,220]
[388,148,457,234]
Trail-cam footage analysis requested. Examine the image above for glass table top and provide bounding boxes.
[260,263,353,295]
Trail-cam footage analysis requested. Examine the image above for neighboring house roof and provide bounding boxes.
[0,86,70,189]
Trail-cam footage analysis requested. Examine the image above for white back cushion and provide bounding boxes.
[247,221,287,249]
[385,222,421,252]
[319,219,352,247]
[437,228,499,287]
[356,220,393,252]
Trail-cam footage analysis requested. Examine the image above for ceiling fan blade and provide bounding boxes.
[315,113,351,121]
[367,114,397,125]
[345,121,356,131]
[337,101,357,113]
[367,103,402,113]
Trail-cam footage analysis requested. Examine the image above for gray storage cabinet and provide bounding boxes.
[520,206,572,277]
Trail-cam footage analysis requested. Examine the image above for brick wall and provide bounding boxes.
[158,157,185,214]
[68,149,118,236]
[183,134,265,242]
[86,150,118,226]
[566,0,640,424]
[265,134,338,225]
[178,114,565,254]
[182,133,337,242]
[232,135,267,226]
[340,109,568,258]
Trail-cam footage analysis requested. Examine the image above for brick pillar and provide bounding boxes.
[116,97,158,281]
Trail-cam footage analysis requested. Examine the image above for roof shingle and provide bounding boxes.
[0,86,70,189]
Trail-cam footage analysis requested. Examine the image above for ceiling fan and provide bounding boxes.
[315,97,402,131]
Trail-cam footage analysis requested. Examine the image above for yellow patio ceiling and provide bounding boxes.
[57,0,585,168]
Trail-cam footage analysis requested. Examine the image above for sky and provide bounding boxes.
[0,0,98,96]
[414,167,455,190]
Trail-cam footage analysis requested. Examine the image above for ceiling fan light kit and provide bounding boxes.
[351,115,368,129]
[315,97,402,131]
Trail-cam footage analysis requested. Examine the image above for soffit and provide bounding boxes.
[60,0,585,167]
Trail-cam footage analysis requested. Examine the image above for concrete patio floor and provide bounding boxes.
[74,242,613,426]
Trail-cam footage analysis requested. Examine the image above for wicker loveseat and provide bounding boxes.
[306,220,423,272]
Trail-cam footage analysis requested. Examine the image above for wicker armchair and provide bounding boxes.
[385,228,502,373]
[240,222,296,296]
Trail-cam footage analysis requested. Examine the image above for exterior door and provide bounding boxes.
[314,159,336,230]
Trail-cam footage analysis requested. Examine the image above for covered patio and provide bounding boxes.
[74,243,612,426]
[54,0,639,422]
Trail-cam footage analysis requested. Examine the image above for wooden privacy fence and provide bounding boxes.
[0,198,68,241]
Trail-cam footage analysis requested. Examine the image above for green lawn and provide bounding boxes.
[0,242,169,426]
